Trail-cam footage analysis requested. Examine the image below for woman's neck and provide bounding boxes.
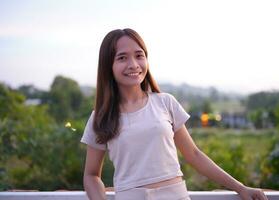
[119,86,145,104]
[118,86,148,113]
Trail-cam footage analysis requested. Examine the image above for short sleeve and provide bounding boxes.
[164,93,190,132]
[80,111,107,151]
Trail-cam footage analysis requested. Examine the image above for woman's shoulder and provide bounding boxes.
[150,92,176,101]
[149,92,177,106]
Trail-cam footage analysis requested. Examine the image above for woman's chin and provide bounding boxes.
[118,80,144,88]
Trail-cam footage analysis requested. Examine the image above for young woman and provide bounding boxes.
[81,28,267,200]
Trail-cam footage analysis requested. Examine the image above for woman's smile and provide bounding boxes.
[125,72,142,77]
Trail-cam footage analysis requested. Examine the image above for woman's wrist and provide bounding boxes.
[234,182,246,194]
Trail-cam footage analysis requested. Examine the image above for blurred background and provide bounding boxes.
[0,0,279,191]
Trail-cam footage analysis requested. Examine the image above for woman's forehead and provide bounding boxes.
[115,36,143,53]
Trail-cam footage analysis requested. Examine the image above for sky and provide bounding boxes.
[0,0,279,94]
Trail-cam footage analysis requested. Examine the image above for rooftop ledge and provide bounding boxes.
[0,191,278,200]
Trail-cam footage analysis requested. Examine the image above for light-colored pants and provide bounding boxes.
[115,180,191,200]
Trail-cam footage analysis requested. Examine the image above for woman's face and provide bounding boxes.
[112,36,148,89]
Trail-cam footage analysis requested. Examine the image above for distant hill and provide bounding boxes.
[158,83,247,113]
[159,83,244,101]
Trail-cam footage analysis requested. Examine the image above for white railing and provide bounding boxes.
[0,191,278,200]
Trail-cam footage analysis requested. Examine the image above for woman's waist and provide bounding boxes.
[136,176,183,189]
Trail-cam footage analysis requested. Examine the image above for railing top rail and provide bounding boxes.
[0,191,278,200]
[1,191,279,194]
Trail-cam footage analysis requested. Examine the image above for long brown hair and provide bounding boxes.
[94,28,160,144]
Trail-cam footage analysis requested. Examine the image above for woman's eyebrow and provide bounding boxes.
[116,49,144,57]
[135,50,144,54]
[115,52,127,57]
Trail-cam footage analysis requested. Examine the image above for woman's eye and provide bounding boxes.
[117,56,126,61]
[136,54,145,58]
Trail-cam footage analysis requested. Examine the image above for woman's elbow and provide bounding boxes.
[184,147,202,165]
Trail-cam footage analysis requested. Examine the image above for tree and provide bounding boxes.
[202,99,213,113]
[49,75,83,122]
[247,91,279,111]
[246,91,279,128]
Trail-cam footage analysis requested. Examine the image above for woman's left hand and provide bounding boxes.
[238,186,268,200]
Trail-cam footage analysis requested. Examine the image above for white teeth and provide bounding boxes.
[127,72,140,76]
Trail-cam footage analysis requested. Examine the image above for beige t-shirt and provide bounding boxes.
[81,92,190,192]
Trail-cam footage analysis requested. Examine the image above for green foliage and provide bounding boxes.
[0,84,25,119]
[49,75,83,122]
[201,99,213,113]
[247,91,279,128]
[0,84,53,160]
[248,109,265,129]
[261,131,279,188]
[75,95,94,120]
[179,128,277,190]
[36,124,85,190]
[275,104,279,127]
[0,125,85,190]
[0,83,85,190]
[101,154,114,187]
[0,83,53,189]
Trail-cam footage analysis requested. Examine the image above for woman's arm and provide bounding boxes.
[174,125,267,200]
[83,145,107,200]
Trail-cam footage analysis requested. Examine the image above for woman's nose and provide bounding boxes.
[128,57,139,69]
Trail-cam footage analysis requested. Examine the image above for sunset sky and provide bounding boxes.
[0,0,278,94]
